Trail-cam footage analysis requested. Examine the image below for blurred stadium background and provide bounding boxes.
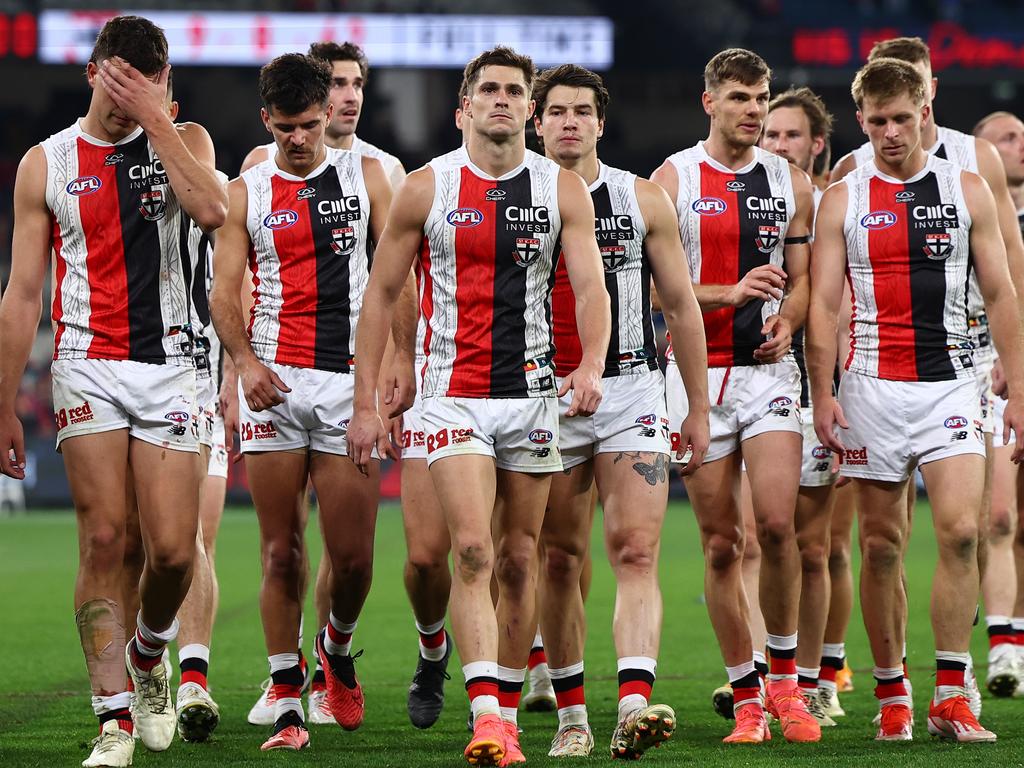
[2,0,1024,507]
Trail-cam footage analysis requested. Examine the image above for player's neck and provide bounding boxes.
[875,146,928,181]
[80,112,134,145]
[922,114,939,151]
[277,146,329,178]
[549,152,600,186]
[327,132,356,150]
[466,133,526,177]
[702,133,756,171]
[1009,181,1024,213]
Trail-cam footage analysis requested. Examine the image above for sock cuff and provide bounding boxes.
[796,665,820,679]
[463,660,499,681]
[178,643,210,663]
[986,615,1012,628]
[617,656,657,675]
[496,665,527,683]
[549,662,584,679]
[766,632,798,651]
[328,613,357,635]
[752,650,767,665]
[873,666,904,681]
[725,660,756,681]
[935,650,971,665]
[268,652,300,673]
[415,618,446,636]
[821,643,845,657]
[136,614,179,645]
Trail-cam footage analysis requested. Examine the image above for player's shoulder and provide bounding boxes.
[664,142,704,169]
[428,144,468,170]
[524,148,560,175]
[599,163,637,190]
[40,120,81,153]
[351,136,403,175]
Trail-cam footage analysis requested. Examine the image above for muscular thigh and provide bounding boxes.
[543,461,596,555]
[596,450,668,548]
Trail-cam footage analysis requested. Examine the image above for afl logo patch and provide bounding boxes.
[860,210,897,229]
[812,445,832,460]
[264,210,299,229]
[944,415,969,429]
[66,176,102,196]
[164,410,190,423]
[529,429,553,444]
[769,396,793,410]
[692,196,727,216]
[447,208,483,227]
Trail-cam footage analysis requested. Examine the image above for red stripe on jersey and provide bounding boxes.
[77,140,130,359]
[868,177,916,379]
[247,245,260,337]
[271,177,317,368]
[419,237,434,371]
[844,272,857,371]
[698,165,740,367]
[446,168,497,396]
[551,255,581,377]
[51,215,67,357]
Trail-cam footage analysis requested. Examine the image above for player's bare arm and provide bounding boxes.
[755,165,813,363]
[348,166,434,473]
[650,158,787,312]
[829,150,858,184]
[806,182,850,455]
[965,170,1024,460]
[97,59,227,231]
[0,146,51,478]
[240,145,271,174]
[557,167,610,418]
[362,154,415,418]
[976,136,1024,326]
[638,177,710,470]
[210,178,291,413]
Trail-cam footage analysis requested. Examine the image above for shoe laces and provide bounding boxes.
[942,695,982,725]
[414,655,452,686]
[258,677,278,704]
[880,704,910,731]
[137,669,169,714]
[734,704,764,729]
[557,724,590,745]
[805,692,828,720]
[327,648,363,687]
[91,729,131,753]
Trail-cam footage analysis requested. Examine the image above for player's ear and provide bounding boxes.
[855,110,866,135]
[168,100,179,121]
[701,90,714,118]
[597,117,605,140]
[527,98,536,121]
[260,107,272,133]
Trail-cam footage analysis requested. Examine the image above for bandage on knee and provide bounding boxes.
[75,598,127,696]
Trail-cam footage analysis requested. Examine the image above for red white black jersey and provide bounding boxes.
[263,135,402,183]
[842,154,973,382]
[551,163,654,378]
[42,121,193,365]
[419,149,561,399]
[667,142,796,367]
[415,145,468,364]
[853,126,985,317]
[244,147,371,372]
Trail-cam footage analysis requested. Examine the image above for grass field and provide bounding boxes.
[1,501,1021,767]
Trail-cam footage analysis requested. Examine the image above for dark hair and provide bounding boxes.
[90,15,168,77]
[868,36,930,67]
[534,64,610,121]
[259,53,332,115]
[463,46,536,96]
[704,48,771,91]
[768,87,833,141]
[851,56,927,110]
[308,41,369,82]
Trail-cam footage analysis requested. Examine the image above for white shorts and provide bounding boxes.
[238,362,359,456]
[401,361,428,460]
[197,375,217,449]
[666,359,802,464]
[421,396,562,473]
[557,368,670,470]
[837,371,985,482]
[800,406,836,488]
[52,359,199,452]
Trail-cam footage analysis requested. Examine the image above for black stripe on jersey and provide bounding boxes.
[592,185,621,375]
[491,169,536,398]
[307,167,354,373]
[734,165,777,365]
[933,144,948,161]
[905,173,958,380]
[192,230,212,328]
[117,134,167,363]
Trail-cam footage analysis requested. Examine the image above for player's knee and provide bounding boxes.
[146,544,194,580]
[938,520,978,562]
[331,554,373,588]
[799,540,828,575]
[827,545,850,576]
[543,543,584,586]
[406,550,448,582]
[82,523,125,572]
[263,538,306,583]
[755,514,795,550]
[495,546,536,594]
[452,539,493,583]
[861,530,902,571]
[741,535,762,564]
[989,505,1014,539]
[704,531,742,571]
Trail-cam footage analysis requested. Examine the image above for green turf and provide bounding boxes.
[0,501,1019,767]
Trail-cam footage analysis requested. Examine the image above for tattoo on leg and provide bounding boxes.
[614,452,669,486]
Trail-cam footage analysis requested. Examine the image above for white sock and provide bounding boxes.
[416,618,447,661]
[323,613,356,657]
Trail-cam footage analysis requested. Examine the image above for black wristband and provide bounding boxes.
[784,234,810,245]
